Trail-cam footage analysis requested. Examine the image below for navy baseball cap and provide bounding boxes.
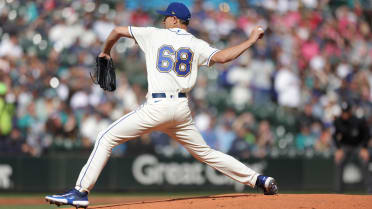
[157,2,191,21]
[341,101,352,112]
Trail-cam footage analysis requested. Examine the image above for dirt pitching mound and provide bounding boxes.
[75,194,372,209]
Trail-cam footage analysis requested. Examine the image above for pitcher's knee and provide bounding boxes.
[95,130,117,148]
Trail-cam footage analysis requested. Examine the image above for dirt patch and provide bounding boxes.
[2,194,372,209]
[84,194,372,209]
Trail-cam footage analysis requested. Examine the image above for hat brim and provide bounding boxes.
[156,10,172,16]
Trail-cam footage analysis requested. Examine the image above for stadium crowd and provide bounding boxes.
[0,0,371,159]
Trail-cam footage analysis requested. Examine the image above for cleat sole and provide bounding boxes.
[45,197,89,208]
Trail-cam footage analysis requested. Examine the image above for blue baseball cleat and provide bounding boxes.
[256,175,278,195]
[45,188,89,208]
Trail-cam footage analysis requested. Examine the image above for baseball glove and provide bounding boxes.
[90,56,116,91]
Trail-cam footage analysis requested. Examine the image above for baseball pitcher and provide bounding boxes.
[46,2,277,208]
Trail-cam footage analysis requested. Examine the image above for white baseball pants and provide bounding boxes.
[75,95,259,192]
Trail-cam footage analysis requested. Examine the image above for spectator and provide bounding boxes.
[0,34,23,58]
[229,124,252,159]
[253,120,275,158]
[201,115,218,149]
[215,109,236,153]
[298,103,321,129]
[274,64,301,109]
[5,128,30,155]
[93,15,116,42]
[80,113,111,148]
[0,83,14,137]
[295,125,316,151]
[227,52,253,108]
[229,113,256,159]
[250,46,275,104]
[314,127,333,154]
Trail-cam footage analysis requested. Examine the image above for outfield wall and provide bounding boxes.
[0,154,368,192]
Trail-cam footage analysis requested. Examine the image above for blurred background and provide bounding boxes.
[0,0,371,194]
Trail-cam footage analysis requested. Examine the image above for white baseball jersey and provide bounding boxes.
[75,26,259,193]
[128,26,219,94]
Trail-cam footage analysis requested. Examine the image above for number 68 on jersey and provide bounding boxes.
[157,45,194,77]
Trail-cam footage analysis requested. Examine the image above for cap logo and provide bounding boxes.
[171,11,175,14]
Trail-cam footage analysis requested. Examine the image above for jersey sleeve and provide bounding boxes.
[196,39,220,67]
[128,26,156,52]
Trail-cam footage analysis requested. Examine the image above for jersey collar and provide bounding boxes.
[168,28,190,35]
